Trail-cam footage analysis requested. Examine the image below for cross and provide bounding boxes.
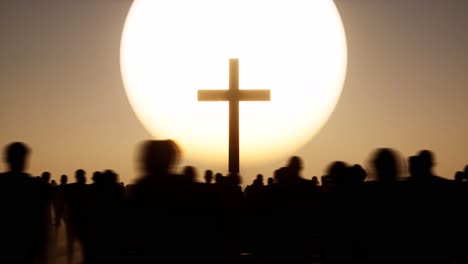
[198,58,270,175]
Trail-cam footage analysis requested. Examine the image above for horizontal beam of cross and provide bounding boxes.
[198,90,270,101]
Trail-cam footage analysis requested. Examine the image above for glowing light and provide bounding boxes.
[120,0,347,169]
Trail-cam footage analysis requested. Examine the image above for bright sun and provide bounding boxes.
[120,0,347,170]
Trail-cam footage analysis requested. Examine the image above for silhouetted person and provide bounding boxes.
[415,150,452,260]
[356,148,401,261]
[125,140,186,261]
[204,169,213,184]
[244,175,265,207]
[64,169,89,264]
[84,169,125,262]
[414,150,451,186]
[53,175,68,227]
[320,160,365,263]
[0,142,46,263]
[283,156,306,185]
[36,171,54,263]
[454,165,468,262]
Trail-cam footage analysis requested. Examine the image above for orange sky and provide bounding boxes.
[1,0,467,186]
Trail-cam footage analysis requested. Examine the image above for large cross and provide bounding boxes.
[198,58,270,175]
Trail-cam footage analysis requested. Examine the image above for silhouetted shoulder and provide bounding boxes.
[0,171,34,186]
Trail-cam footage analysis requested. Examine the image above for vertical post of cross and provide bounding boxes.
[229,59,240,175]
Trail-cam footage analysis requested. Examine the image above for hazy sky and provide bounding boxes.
[1,0,467,185]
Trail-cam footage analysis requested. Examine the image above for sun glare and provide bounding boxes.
[120,0,347,169]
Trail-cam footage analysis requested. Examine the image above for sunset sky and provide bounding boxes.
[1,0,467,186]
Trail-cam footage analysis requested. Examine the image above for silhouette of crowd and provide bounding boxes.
[1,140,468,263]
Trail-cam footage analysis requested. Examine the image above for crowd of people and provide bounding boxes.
[1,140,468,263]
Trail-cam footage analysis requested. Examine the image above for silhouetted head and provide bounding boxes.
[326,161,348,178]
[139,140,180,177]
[41,171,51,183]
[311,176,319,186]
[350,164,367,183]
[256,174,264,182]
[326,161,348,186]
[273,169,280,182]
[287,156,303,177]
[254,174,264,186]
[463,165,468,176]
[51,180,57,186]
[104,169,119,184]
[92,171,102,184]
[455,171,465,182]
[204,170,213,184]
[102,170,118,184]
[75,169,86,184]
[60,175,68,185]
[4,142,30,173]
[215,173,223,184]
[267,177,274,186]
[371,148,400,183]
[108,170,118,183]
[418,149,435,173]
[183,166,197,182]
